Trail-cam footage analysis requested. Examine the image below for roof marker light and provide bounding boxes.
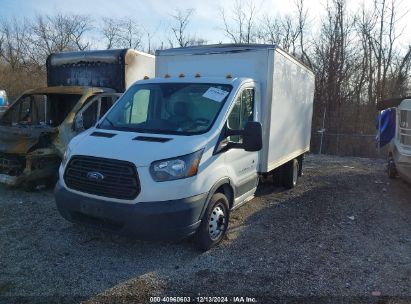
[164,74,170,78]
[226,74,233,79]
[179,73,185,78]
[195,73,201,78]
[143,76,150,80]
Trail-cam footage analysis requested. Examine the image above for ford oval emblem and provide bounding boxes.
[87,171,105,181]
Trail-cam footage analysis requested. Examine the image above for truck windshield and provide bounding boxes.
[99,83,232,135]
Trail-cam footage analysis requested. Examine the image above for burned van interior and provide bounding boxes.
[0,94,81,127]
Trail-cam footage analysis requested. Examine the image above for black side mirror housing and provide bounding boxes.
[220,121,263,153]
[243,121,262,152]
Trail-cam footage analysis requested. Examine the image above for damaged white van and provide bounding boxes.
[55,44,315,250]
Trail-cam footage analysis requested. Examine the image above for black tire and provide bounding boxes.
[272,167,283,187]
[282,159,299,189]
[45,176,58,189]
[23,181,37,192]
[298,155,304,177]
[195,193,230,251]
[387,157,397,179]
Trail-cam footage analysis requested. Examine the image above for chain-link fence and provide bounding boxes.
[310,132,389,159]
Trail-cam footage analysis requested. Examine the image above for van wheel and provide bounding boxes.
[387,157,397,179]
[272,167,283,187]
[195,193,229,251]
[283,159,299,189]
[23,181,37,192]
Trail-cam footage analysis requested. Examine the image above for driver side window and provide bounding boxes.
[76,95,119,131]
[227,88,255,143]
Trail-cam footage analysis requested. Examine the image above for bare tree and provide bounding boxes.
[117,18,142,49]
[28,13,92,65]
[258,15,282,45]
[101,17,143,50]
[280,15,299,53]
[169,9,194,47]
[102,18,121,49]
[221,0,259,44]
[295,0,312,67]
[0,18,31,69]
[142,23,161,54]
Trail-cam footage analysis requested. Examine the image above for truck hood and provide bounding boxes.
[69,129,209,167]
[0,125,57,154]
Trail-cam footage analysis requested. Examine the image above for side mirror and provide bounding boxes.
[243,121,262,152]
[219,121,263,153]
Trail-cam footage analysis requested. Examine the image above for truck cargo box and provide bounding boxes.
[156,44,315,173]
[47,49,155,92]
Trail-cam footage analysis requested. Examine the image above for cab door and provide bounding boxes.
[224,86,259,206]
[74,93,121,133]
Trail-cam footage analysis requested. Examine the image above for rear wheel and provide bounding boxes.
[387,156,397,179]
[283,158,299,189]
[23,181,37,192]
[195,193,229,251]
[272,167,283,187]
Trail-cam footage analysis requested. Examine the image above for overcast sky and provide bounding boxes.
[1,0,410,50]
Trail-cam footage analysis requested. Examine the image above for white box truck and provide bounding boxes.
[0,49,154,189]
[54,44,315,250]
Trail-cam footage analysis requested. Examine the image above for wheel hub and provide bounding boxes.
[208,205,226,240]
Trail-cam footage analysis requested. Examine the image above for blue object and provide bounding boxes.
[0,90,8,106]
[376,108,396,147]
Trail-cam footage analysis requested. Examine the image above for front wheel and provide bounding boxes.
[195,193,229,251]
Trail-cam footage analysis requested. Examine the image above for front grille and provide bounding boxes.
[64,156,140,200]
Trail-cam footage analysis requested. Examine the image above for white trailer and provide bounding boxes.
[55,44,315,250]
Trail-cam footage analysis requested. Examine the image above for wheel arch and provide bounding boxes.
[199,178,235,219]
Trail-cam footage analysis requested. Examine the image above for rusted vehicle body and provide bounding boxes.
[0,49,155,188]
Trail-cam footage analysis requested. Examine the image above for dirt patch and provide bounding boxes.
[0,154,410,303]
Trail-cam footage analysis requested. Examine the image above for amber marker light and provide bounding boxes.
[187,158,201,177]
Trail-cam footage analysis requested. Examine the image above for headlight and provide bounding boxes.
[150,149,204,182]
[61,147,71,167]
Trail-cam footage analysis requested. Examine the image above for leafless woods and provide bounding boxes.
[0,0,409,156]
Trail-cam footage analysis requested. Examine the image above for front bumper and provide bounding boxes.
[54,183,207,240]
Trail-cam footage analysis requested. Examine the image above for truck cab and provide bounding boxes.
[0,86,120,188]
[0,49,155,189]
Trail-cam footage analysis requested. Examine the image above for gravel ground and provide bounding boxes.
[0,154,410,304]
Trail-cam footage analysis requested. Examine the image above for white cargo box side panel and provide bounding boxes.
[261,50,315,172]
[124,51,155,89]
[156,49,270,83]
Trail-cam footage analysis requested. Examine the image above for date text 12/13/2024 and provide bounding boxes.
[149,296,257,303]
